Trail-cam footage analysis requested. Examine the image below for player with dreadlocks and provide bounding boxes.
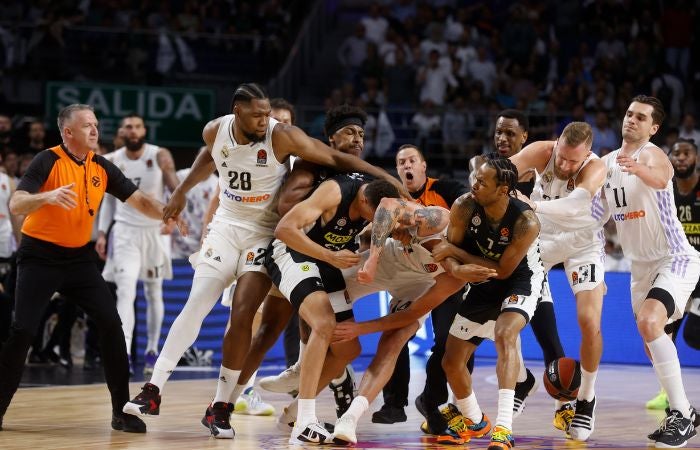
[428,155,546,449]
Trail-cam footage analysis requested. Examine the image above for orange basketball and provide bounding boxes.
[543,357,581,401]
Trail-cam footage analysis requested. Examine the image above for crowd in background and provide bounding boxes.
[0,0,304,82]
[323,0,699,169]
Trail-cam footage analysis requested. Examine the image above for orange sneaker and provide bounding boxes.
[487,425,514,450]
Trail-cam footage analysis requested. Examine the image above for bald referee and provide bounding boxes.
[0,104,184,433]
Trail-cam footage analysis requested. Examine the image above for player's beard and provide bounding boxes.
[124,136,146,152]
[243,129,265,144]
[674,164,696,179]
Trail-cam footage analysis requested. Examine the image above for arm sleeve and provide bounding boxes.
[16,150,57,193]
[93,154,138,202]
[97,193,116,234]
[432,179,469,206]
[534,187,592,217]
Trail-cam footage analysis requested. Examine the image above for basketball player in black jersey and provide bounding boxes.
[266,174,399,444]
[468,110,566,423]
[435,156,545,450]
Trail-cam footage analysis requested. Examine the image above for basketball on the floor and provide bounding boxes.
[543,357,581,401]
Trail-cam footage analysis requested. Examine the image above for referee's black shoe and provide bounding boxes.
[112,412,146,433]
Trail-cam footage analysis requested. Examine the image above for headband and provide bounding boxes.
[326,117,364,137]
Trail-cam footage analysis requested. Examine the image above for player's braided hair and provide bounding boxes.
[485,154,519,197]
[230,83,268,110]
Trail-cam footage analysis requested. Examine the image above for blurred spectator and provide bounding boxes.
[590,111,619,156]
[467,46,498,95]
[411,100,441,157]
[19,120,46,155]
[383,47,416,110]
[337,24,368,83]
[2,150,18,179]
[390,0,416,23]
[442,96,470,166]
[651,67,684,125]
[361,3,389,46]
[662,127,680,154]
[679,113,700,143]
[659,0,693,80]
[418,50,457,106]
[0,114,12,152]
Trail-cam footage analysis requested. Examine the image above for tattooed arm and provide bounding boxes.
[357,197,416,283]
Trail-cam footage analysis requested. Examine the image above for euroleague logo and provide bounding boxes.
[256,148,268,166]
[423,263,439,273]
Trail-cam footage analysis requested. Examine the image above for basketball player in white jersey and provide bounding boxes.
[602,95,699,448]
[96,114,179,374]
[510,122,607,441]
[0,171,22,343]
[123,83,404,440]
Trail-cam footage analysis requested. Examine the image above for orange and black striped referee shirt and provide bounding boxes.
[412,177,468,208]
[18,144,137,248]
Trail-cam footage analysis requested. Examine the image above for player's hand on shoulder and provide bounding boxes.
[47,182,78,210]
[325,249,360,269]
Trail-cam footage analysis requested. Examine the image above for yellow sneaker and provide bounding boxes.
[646,390,669,410]
[488,425,514,450]
[553,403,575,431]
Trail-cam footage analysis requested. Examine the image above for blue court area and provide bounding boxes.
[132,261,700,371]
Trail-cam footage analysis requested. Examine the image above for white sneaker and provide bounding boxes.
[260,362,300,394]
[277,406,296,432]
[289,421,333,445]
[333,415,358,444]
[234,387,275,416]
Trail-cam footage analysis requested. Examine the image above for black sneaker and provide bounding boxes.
[329,366,356,418]
[111,412,147,433]
[415,392,447,434]
[651,409,696,448]
[649,407,700,442]
[201,402,234,439]
[371,404,407,424]
[122,382,161,416]
[513,368,537,417]
[569,397,595,441]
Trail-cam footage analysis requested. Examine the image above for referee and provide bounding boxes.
[0,104,183,433]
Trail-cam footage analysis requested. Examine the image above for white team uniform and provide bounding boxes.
[532,152,607,296]
[0,172,15,259]
[332,232,447,325]
[603,143,700,321]
[190,114,289,286]
[102,144,172,282]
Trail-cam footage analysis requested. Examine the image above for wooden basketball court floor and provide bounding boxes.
[1,361,699,449]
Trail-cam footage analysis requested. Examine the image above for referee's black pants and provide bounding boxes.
[0,240,130,418]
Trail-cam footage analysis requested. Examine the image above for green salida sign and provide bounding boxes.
[45,82,215,147]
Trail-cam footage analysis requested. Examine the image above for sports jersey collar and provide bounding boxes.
[59,143,92,166]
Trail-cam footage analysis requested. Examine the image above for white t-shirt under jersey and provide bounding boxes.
[107,144,164,227]
[211,114,289,233]
[531,151,606,233]
[602,143,697,262]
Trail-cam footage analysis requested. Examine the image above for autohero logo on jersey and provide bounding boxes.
[612,209,646,222]
[223,188,271,203]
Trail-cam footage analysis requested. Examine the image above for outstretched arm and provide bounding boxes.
[273,124,409,198]
[616,145,672,189]
[333,273,466,340]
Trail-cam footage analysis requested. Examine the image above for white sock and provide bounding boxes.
[298,341,306,361]
[297,398,316,426]
[648,334,691,418]
[213,367,240,404]
[555,399,569,409]
[496,389,515,430]
[150,356,178,392]
[345,396,369,422]
[331,367,348,386]
[245,370,258,389]
[230,384,246,403]
[577,368,597,402]
[455,392,482,423]
[143,280,164,354]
